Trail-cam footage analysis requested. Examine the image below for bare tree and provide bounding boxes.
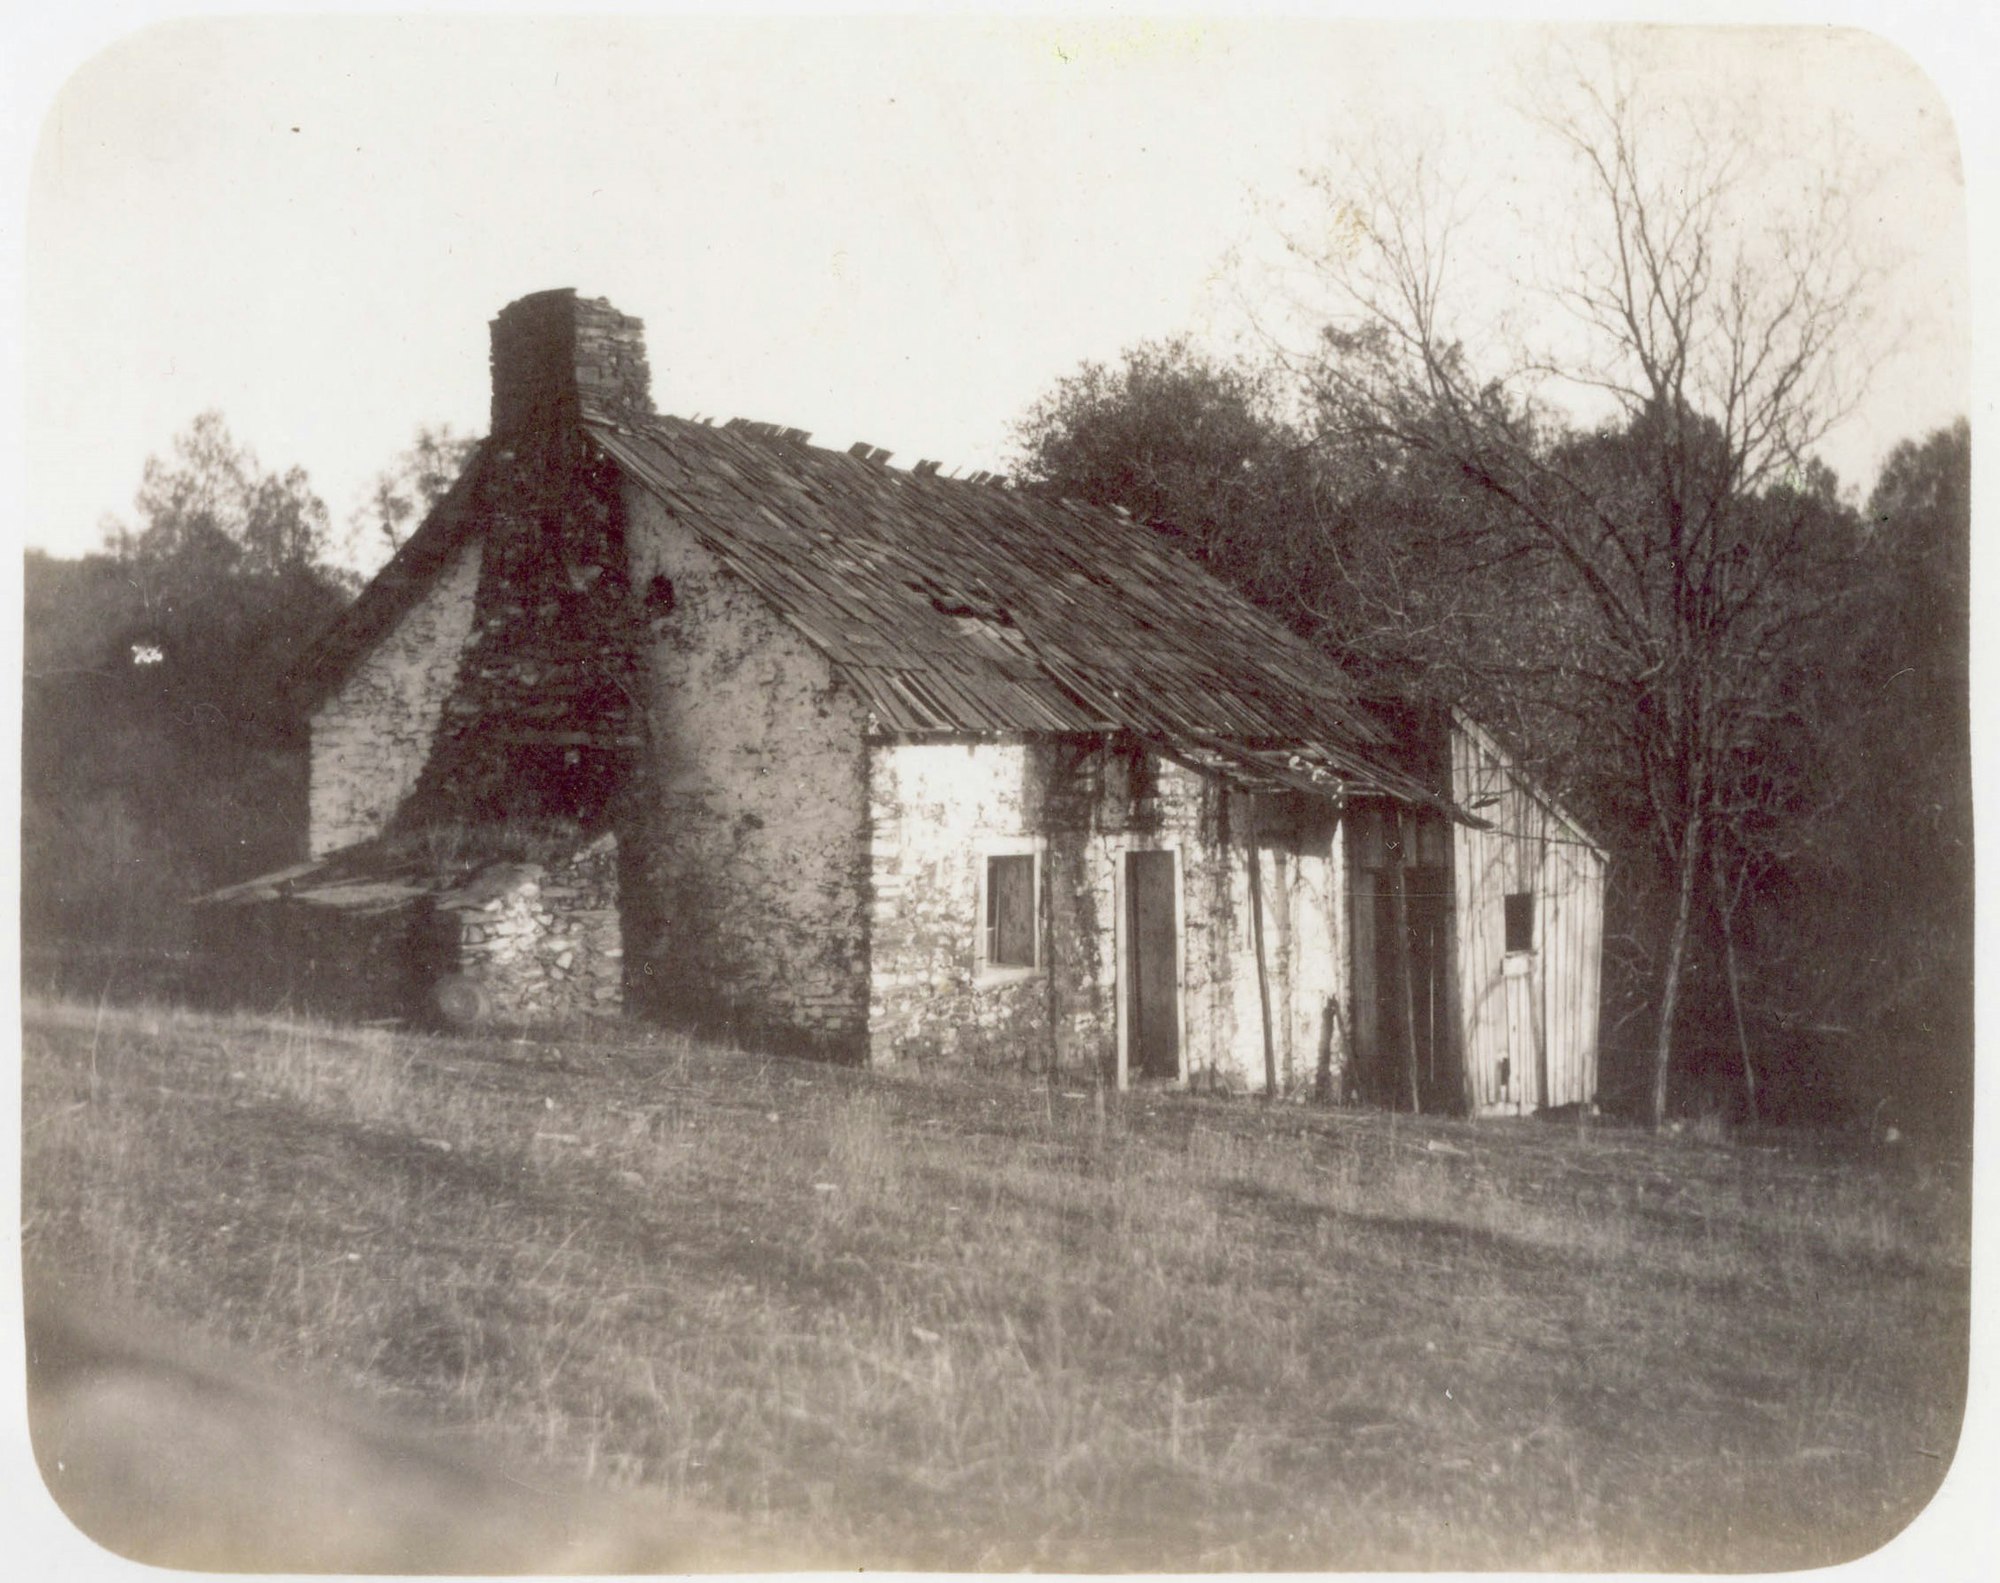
[1009,336,1571,733]
[1297,73,1874,1127]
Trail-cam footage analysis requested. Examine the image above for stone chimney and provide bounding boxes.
[489,289,654,435]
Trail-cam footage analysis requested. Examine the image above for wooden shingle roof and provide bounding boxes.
[592,415,1442,804]
[289,408,1452,808]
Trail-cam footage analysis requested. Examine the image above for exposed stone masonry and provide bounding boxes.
[490,289,653,434]
[866,734,1349,1092]
[308,539,483,855]
[398,299,648,834]
[435,834,623,1023]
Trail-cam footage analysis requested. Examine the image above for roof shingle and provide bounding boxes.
[290,406,1453,808]
[592,415,1438,802]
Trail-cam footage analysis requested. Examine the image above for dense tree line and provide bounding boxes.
[22,415,464,995]
[1016,355,1966,1136]
[1010,81,1970,1135]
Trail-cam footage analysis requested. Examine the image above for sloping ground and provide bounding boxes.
[21,999,1969,1571]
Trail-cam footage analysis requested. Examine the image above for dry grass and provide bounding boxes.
[21,997,1969,1571]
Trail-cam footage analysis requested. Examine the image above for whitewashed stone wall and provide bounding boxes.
[621,489,872,1058]
[308,539,482,856]
[866,738,1349,1092]
[1215,817,1345,1093]
[866,739,1051,1071]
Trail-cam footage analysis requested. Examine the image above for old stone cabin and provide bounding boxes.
[200,289,1604,1113]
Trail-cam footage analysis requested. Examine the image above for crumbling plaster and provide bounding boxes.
[866,736,1348,1091]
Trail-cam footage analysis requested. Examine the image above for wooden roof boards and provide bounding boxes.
[285,398,1459,814]
[591,417,1450,809]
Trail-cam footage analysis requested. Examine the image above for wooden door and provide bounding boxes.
[1502,952,1540,1110]
[1405,870,1454,1111]
[1365,866,1454,1110]
[1126,850,1181,1080]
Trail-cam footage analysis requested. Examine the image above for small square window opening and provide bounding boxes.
[986,854,1037,968]
[1504,891,1535,954]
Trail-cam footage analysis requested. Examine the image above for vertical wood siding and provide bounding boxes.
[1449,716,1606,1115]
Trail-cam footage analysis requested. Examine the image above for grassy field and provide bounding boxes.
[21,997,1969,1571]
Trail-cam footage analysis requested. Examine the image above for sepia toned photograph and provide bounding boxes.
[12,9,1978,1576]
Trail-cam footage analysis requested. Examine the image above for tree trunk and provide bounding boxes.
[1650,822,1702,1130]
[1721,916,1758,1123]
[1714,863,1759,1124]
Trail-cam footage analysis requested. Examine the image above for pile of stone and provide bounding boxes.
[434,835,622,1024]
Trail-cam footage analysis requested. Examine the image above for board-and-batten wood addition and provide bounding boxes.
[1449,711,1604,1115]
[1343,710,1604,1116]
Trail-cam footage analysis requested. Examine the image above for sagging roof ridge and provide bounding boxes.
[588,413,1461,815]
[282,398,1465,817]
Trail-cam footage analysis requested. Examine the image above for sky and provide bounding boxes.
[12,9,1977,574]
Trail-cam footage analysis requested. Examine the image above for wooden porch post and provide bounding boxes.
[1247,831,1277,1102]
[1387,808,1422,1115]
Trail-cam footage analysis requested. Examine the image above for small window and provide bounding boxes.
[1504,891,1535,954]
[986,854,1037,968]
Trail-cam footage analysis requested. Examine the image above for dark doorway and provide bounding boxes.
[1126,850,1181,1080]
[1373,866,1456,1111]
